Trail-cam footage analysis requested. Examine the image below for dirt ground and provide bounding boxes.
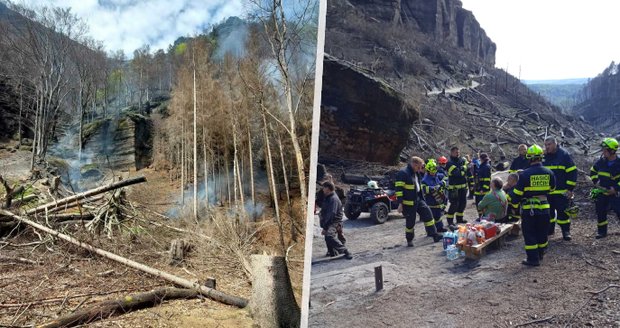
[0,147,305,327]
[309,172,620,328]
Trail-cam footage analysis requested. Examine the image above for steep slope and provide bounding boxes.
[573,61,620,135]
[320,0,596,165]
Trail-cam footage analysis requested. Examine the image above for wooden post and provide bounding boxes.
[375,266,383,292]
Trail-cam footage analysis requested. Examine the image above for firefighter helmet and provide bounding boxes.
[438,156,448,165]
[600,138,619,151]
[526,144,544,160]
[425,159,438,173]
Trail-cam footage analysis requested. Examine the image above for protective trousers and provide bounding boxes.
[325,222,348,256]
[522,212,550,264]
[404,200,437,242]
[548,194,570,234]
[595,195,620,236]
[430,207,444,231]
[447,187,468,225]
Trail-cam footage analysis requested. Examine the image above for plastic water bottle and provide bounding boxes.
[446,244,459,260]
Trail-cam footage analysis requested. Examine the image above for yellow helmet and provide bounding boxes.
[601,138,619,151]
[425,159,438,173]
[526,144,544,160]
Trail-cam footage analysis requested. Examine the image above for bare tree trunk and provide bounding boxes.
[276,129,297,242]
[261,105,285,255]
[203,127,209,209]
[193,65,198,221]
[232,119,239,209]
[17,82,23,144]
[247,124,256,210]
[181,121,185,205]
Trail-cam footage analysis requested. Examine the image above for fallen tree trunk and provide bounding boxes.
[0,209,248,308]
[37,287,200,328]
[26,177,147,216]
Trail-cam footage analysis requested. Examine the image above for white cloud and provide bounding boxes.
[23,0,246,55]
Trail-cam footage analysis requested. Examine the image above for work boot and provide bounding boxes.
[538,249,545,261]
[456,218,468,224]
[432,234,443,243]
[407,240,414,247]
[521,259,540,267]
[595,233,607,239]
[562,231,572,241]
[436,227,448,233]
[344,250,353,260]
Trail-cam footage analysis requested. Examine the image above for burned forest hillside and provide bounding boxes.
[319,0,598,168]
[0,0,316,327]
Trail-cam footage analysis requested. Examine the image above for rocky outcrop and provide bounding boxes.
[319,54,418,164]
[349,0,496,65]
[82,113,152,171]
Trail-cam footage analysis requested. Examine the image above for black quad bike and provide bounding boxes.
[344,183,400,224]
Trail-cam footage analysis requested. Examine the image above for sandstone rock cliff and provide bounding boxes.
[319,54,418,164]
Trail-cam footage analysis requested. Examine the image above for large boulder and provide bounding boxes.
[319,54,419,164]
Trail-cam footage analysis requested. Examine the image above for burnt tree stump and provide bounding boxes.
[250,255,300,327]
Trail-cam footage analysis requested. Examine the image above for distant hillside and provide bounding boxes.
[523,78,589,85]
[527,83,585,111]
[573,61,620,135]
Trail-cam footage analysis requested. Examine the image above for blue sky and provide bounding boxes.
[461,0,620,80]
[23,0,246,55]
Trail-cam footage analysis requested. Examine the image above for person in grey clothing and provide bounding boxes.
[320,181,353,259]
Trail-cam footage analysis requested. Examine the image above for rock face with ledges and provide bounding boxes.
[319,54,418,165]
[349,0,496,65]
[82,114,152,171]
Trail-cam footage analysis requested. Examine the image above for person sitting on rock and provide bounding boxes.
[477,178,508,221]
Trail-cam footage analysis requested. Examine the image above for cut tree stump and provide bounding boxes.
[169,239,189,266]
[37,287,200,328]
[250,255,300,328]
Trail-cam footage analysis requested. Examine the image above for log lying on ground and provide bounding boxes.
[38,287,200,328]
[26,176,147,216]
[0,209,248,308]
[250,255,300,328]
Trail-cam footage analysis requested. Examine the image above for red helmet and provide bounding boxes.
[438,156,448,164]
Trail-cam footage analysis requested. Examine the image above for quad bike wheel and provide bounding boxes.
[344,202,361,220]
[370,202,389,224]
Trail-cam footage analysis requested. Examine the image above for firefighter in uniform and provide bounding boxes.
[437,156,449,181]
[446,147,469,225]
[474,153,492,208]
[509,144,529,173]
[508,145,556,266]
[395,156,443,247]
[421,159,448,233]
[590,138,620,239]
[543,137,578,240]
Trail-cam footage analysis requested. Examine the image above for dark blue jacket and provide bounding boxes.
[395,165,423,208]
[590,157,620,189]
[446,156,468,189]
[543,147,577,194]
[509,155,529,173]
[421,173,446,208]
[476,161,492,194]
[509,163,556,216]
